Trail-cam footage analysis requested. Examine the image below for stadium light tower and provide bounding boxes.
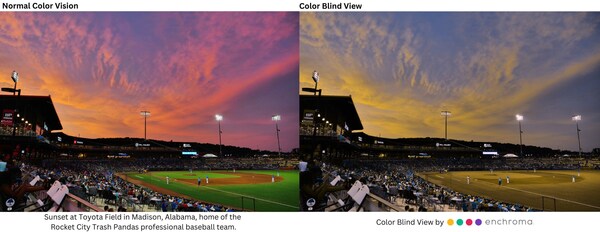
[272,115,282,156]
[3,71,21,136]
[516,114,524,157]
[441,111,451,140]
[572,115,582,157]
[140,111,150,140]
[215,114,223,156]
[302,70,323,137]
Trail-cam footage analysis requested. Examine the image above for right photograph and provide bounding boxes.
[299,12,600,212]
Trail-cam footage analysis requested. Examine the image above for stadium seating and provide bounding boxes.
[28,181,69,212]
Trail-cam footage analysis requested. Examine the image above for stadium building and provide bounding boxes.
[300,94,363,160]
[0,95,62,160]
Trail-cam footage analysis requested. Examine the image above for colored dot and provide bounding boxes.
[447,219,454,226]
[466,219,473,226]
[457,219,464,226]
[475,219,482,226]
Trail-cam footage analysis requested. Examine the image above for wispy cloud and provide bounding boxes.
[300,12,600,151]
[0,12,299,152]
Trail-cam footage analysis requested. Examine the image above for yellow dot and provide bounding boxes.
[447,219,454,226]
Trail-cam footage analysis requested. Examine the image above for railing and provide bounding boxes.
[62,193,104,212]
[363,193,403,212]
[30,189,103,212]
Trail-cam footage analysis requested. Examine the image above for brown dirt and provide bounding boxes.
[178,172,284,185]
[116,173,186,200]
[115,171,284,203]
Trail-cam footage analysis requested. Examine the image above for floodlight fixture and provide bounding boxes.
[516,114,523,121]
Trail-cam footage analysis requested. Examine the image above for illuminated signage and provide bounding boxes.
[483,151,499,155]
[1,109,14,126]
[303,111,314,120]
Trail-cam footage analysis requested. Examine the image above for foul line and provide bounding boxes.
[201,185,297,209]
[444,175,600,210]
[126,173,297,210]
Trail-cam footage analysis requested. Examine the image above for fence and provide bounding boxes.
[241,196,256,211]
[541,196,557,211]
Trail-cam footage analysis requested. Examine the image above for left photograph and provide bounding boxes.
[0,12,300,212]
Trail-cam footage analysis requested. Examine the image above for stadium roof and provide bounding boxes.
[0,94,62,131]
[300,94,363,131]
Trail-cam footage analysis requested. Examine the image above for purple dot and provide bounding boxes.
[475,219,482,226]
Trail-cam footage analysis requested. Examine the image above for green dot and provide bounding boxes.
[457,219,464,226]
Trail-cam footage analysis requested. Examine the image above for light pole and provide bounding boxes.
[215,114,223,156]
[302,70,322,137]
[140,111,150,140]
[516,114,524,157]
[272,115,282,156]
[572,115,582,157]
[3,71,20,136]
[441,111,451,140]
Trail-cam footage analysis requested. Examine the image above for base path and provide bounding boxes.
[116,171,285,208]
[178,172,284,185]
[116,173,187,200]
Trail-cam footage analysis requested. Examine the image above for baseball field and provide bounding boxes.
[124,170,299,211]
[420,170,600,211]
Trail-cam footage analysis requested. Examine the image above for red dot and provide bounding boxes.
[466,219,473,226]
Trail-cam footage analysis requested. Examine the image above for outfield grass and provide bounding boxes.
[126,170,299,212]
[420,170,600,211]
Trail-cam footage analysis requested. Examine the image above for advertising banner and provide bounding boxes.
[1,109,14,126]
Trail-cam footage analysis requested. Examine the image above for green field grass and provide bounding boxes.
[420,170,600,211]
[126,170,299,212]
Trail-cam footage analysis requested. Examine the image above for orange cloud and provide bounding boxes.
[0,12,299,152]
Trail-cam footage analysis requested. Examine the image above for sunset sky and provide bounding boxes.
[0,12,299,152]
[300,13,600,152]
